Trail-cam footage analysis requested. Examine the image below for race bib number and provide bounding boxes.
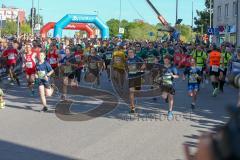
[50,58,57,64]
[38,71,46,79]
[8,54,15,60]
[196,66,203,71]
[212,65,219,72]
[114,57,122,64]
[89,63,97,69]
[106,54,112,60]
[75,55,81,62]
[147,57,155,63]
[26,62,33,69]
[64,65,72,73]
[189,74,198,83]
[128,64,137,74]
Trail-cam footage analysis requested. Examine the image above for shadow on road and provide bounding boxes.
[0,139,82,160]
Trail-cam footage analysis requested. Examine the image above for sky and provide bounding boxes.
[3,0,205,25]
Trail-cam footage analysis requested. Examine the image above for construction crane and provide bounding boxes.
[146,0,180,40]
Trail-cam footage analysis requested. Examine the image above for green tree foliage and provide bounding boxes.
[179,24,193,42]
[20,23,31,34]
[1,20,17,36]
[194,0,213,33]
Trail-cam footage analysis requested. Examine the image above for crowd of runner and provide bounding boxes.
[0,36,239,120]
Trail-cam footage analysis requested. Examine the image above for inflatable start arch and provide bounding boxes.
[40,22,94,38]
[54,14,109,39]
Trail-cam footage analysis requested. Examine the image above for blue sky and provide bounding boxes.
[3,0,205,26]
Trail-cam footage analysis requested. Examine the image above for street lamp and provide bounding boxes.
[176,0,178,25]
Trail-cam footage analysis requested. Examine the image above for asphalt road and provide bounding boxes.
[0,71,238,160]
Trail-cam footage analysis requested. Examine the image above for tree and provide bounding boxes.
[20,23,31,34]
[1,20,17,36]
[106,19,120,37]
[194,0,213,33]
[179,24,193,42]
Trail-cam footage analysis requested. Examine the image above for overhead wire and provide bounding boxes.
[127,0,146,21]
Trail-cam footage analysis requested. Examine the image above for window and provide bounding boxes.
[225,3,229,17]
[233,1,238,16]
[218,6,222,19]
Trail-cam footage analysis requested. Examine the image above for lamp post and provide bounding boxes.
[31,0,34,35]
[176,0,178,24]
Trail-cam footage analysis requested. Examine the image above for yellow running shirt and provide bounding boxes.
[112,50,126,70]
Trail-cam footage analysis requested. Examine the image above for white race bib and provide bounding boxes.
[8,54,15,60]
[26,62,33,69]
[196,66,203,71]
[75,55,81,62]
[50,58,57,64]
[212,65,219,72]
[38,71,46,78]
[115,57,122,64]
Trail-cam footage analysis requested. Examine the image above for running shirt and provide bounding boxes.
[102,51,113,65]
[74,51,84,68]
[192,51,208,68]
[2,49,18,65]
[220,52,232,69]
[47,49,58,69]
[209,50,221,72]
[36,61,53,80]
[184,67,201,84]
[24,53,36,75]
[62,56,74,74]
[31,47,41,58]
[161,65,178,85]
[88,55,102,70]
[127,56,144,77]
[58,49,66,64]
[112,50,126,70]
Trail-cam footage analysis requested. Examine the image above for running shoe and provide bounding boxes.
[191,103,196,110]
[212,88,219,97]
[40,106,48,112]
[167,111,174,121]
[0,101,5,109]
[129,108,135,114]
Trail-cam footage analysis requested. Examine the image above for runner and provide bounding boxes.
[192,45,208,86]
[183,58,202,109]
[160,55,179,120]
[112,44,126,89]
[35,51,54,112]
[22,42,37,96]
[2,41,20,86]
[127,48,145,113]
[219,46,232,92]
[74,44,84,86]
[60,47,75,100]
[47,43,59,70]
[86,47,103,88]
[208,45,221,97]
[102,47,113,81]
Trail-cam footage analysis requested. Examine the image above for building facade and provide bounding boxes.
[213,0,240,46]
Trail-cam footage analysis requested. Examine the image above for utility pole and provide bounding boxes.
[118,0,122,36]
[37,0,39,25]
[237,0,239,47]
[191,0,194,42]
[209,0,212,43]
[31,0,34,35]
[176,0,178,24]
[17,14,20,38]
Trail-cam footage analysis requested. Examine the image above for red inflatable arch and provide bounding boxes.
[40,22,94,38]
